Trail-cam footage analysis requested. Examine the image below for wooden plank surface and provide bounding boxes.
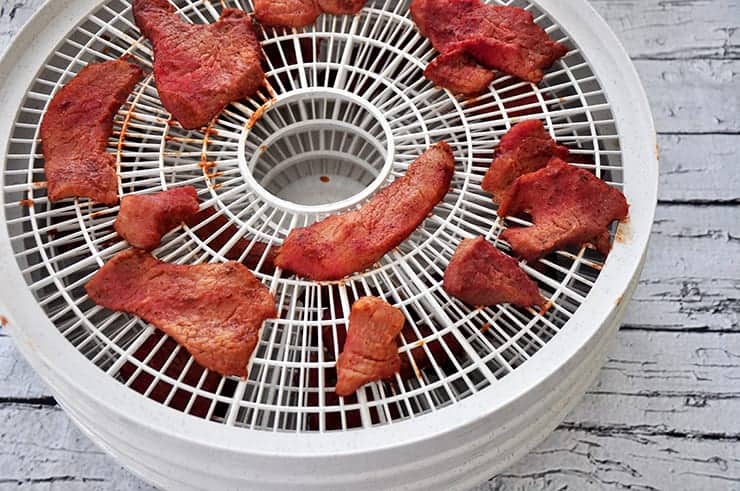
[1,0,739,490]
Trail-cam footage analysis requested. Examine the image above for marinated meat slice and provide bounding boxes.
[499,158,629,261]
[424,49,495,95]
[335,297,405,396]
[133,0,264,129]
[275,142,455,281]
[41,59,142,204]
[411,0,568,83]
[482,120,569,203]
[186,208,279,273]
[86,250,277,377]
[443,237,541,307]
[115,186,199,250]
[317,0,366,15]
[254,0,321,27]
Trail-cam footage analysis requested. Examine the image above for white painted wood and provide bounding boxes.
[482,431,740,490]
[0,0,738,489]
[634,59,739,133]
[658,135,740,203]
[590,0,740,60]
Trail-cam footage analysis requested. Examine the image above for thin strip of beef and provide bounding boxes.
[482,120,569,203]
[424,49,495,95]
[499,158,629,262]
[318,0,366,15]
[133,0,264,129]
[185,208,278,274]
[335,297,405,396]
[41,59,142,204]
[275,142,455,281]
[115,186,199,250]
[411,0,568,83]
[444,237,541,307]
[254,0,322,27]
[86,250,277,377]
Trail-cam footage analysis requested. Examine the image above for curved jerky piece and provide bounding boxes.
[335,297,405,396]
[115,186,200,250]
[41,59,142,204]
[254,0,321,27]
[482,120,569,203]
[411,0,567,83]
[499,158,629,262]
[424,49,495,95]
[275,142,455,281]
[86,250,277,377]
[443,237,541,307]
[133,0,264,129]
[317,0,366,15]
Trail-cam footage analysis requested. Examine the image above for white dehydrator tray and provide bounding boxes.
[0,1,658,489]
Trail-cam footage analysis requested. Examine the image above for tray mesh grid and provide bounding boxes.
[3,0,622,432]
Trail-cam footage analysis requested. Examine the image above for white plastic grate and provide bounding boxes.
[4,0,623,433]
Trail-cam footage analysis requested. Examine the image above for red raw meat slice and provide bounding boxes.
[499,158,629,261]
[318,0,366,15]
[133,0,264,129]
[86,249,277,377]
[254,0,322,27]
[482,120,570,203]
[275,142,455,281]
[41,58,142,204]
[115,186,199,250]
[443,237,541,307]
[424,49,495,95]
[411,0,568,84]
[335,297,405,396]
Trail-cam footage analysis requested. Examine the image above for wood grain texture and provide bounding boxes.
[0,0,738,490]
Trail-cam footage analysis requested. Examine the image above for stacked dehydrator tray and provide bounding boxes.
[0,1,657,489]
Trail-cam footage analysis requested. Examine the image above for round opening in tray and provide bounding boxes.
[241,89,395,213]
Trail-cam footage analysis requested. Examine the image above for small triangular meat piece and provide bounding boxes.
[318,0,366,15]
[482,120,570,203]
[335,297,405,396]
[133,0,264,129]
[115,186,200,250]
[254,0,322,27]
[424,49,495,95]
[499,158,629,262]
[86,250,277,378]
[41,59,142,204]
[444,237,541,307]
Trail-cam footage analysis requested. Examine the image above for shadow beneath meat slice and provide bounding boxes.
[185,207,279,274]
[499,158,629,262]
[335,297,405,396]
[254,0,368,27]
[482,120,570,204]
[444,237,542,307]
[41,58,142,204]
[115,186,199,250]
[411,0,568,88]
[275,142,455,281]
[118,331,224,419]
[86,250,277,378]
[133,0,264,130]
[424,49,495,96]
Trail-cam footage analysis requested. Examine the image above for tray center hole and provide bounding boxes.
[243,90,393,212]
